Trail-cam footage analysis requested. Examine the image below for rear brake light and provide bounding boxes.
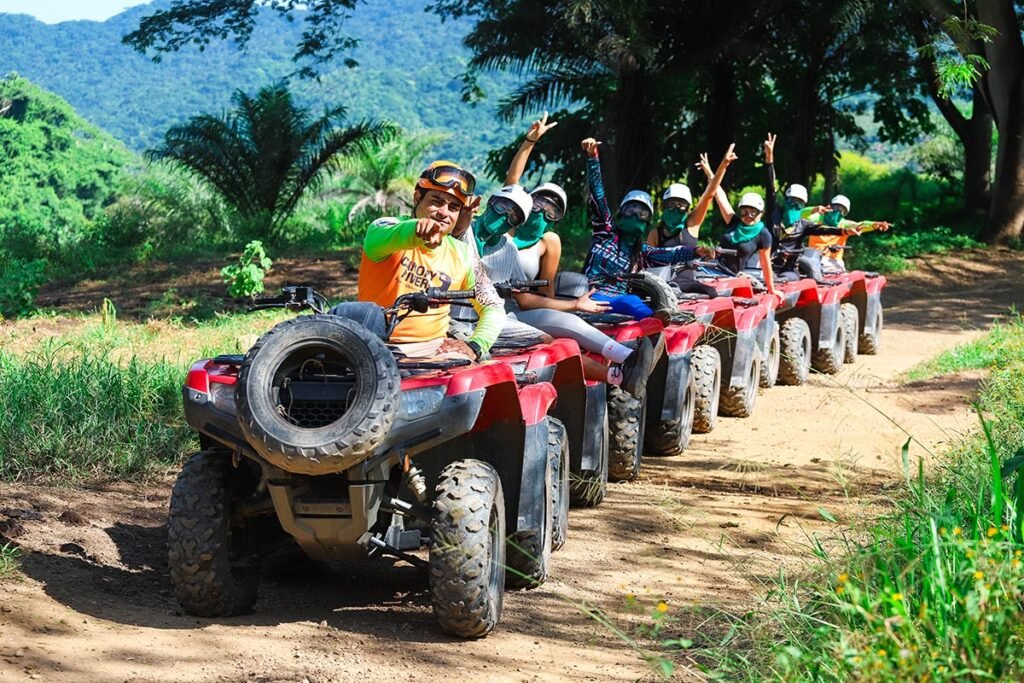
[185,360,211,394]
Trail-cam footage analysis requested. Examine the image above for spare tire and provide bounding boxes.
[235,314,400,475]
[627,272,679,313]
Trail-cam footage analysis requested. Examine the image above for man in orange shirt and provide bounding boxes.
[356,161,505,360]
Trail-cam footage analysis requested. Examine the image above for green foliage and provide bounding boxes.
[708,316,1024,681]
[0,346,194,481]
[147,80,388,237]
[221,240,273,298]
[0,258,47,319]
[0,0,524,170]
[905,317,1022,381]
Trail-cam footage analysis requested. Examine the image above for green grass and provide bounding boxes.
[906,315,1024,381]
[648,318,1024,682]
[0,345,196,482]
[0,543,20,579]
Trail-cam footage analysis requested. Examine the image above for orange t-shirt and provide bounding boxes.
[357,219,475,343]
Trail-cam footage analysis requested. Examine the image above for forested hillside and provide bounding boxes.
[0,0,522,169]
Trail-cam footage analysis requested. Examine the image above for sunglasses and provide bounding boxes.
[532,195,564,222]
[487,196,526,227]
[739,207,762,218]
[620,202,652,221]
[420,165,476,196]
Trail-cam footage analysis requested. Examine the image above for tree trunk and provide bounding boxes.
[962,86,994,213]
[986,93,1024,244]
[605,69,657,203]
[977,0,1024,244]
[704,63,738,171]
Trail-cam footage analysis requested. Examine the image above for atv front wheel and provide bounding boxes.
[719,353,761,418]
[812,317,847,375]
[760,322,781,388]
[548,418,570,551]
[691,345,722,433]
[777,318,812,386]
[430,459,505,639]
[859,304,883,355]
[645,370,696,456]
[168,451,260,617]
[840,303,859,364]
[607,386,646,482]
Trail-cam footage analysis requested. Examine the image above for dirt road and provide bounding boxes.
[3,250,1022,682]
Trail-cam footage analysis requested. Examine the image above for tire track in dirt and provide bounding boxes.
[2,250,1022,682]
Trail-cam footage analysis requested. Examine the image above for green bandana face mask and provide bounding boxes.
[824,210,843,228]
[782,199,804,228]
[728,220,764,245]
[513,213,549,249]
[475,207,509,252]
[661,207,688,233]
[618,216,648,240]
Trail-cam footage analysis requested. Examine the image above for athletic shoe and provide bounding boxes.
[619,337,655,398]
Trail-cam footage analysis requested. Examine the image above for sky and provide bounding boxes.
[0,1,148,23]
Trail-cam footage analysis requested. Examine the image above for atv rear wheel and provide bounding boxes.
[645,370,696,456]
[430,459,505,639]
[168,451,260,617]
[569,411,608,508]
[812,317,846,375]
[760,322,781,388]
[627,272,679,313]
[840,303,859,364]
[548,418,570,551]
[859,304,883,355]
[777,318,812,386]
[691,345,722,433]
[719,353,761,417]
[607,386,646,482]
[235,315,400,475]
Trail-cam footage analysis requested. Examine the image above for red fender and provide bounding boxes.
[662,321,703,355]
[518,382,559,426]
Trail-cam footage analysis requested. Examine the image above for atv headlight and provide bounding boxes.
[398,386,447,421]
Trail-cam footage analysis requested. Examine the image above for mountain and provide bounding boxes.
[0,0,525,174]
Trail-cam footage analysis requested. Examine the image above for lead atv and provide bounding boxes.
[175,286,563,639]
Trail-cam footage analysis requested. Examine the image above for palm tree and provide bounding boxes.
[147,80,388,236]
[330,127,450,221]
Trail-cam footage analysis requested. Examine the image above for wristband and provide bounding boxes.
[466,340,482,359]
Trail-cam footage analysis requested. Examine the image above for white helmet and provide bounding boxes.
[490,184,533,224]
[619,190,654,214]
[785,183,808,204]
[737,192,765,212]
[531,182,567,214]
[830,194,851,214]
[663,183,693,205]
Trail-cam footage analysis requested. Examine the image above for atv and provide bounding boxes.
[175,285,564,639]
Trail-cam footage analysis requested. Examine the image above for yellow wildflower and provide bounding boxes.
[891,593,903,602]
[1001,525,1009,532]
[974,571,984,580]
[656,601,668,613]
[987,527,998,537]
[838,573,849,583]
[953,527,962,536]
[877,649,887,657]
[939,527,947,535]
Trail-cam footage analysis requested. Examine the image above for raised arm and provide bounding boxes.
[689,144,737,230]
[763,133,778,220]
[697,152,735,224]
[504,112,558,186]
[582,138,614,232]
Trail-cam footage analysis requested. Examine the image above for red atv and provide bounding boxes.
[176,286,563,639]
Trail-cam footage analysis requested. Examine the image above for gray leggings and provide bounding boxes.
[514,308,613,355]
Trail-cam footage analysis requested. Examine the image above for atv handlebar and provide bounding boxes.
[495,279,550,298]
[251,285,331,315]
[426,287,475,300]
[384,289,477,340]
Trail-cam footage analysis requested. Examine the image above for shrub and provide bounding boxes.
[221,240,273,298]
